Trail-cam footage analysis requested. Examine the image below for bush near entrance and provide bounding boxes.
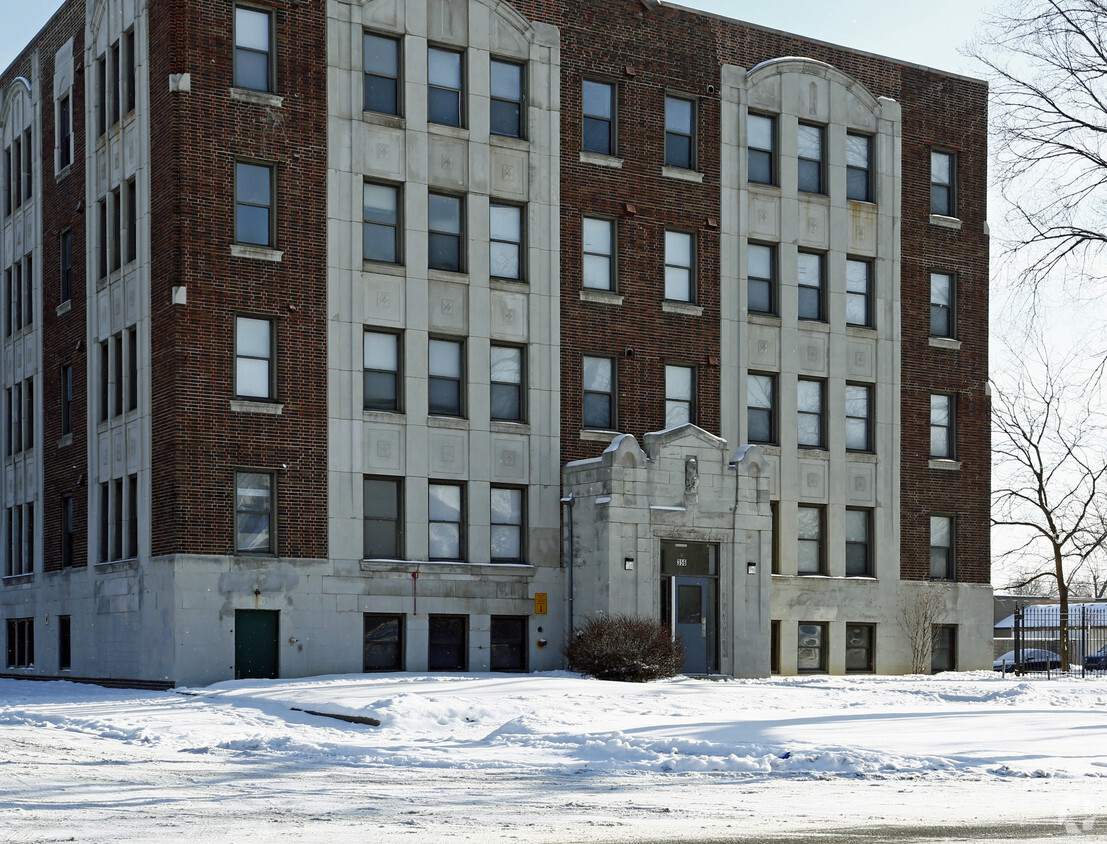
[566,614,685,682]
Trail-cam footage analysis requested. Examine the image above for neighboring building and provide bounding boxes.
[1,0,991,687]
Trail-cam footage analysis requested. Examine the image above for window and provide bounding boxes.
[490,615,527,671]
[235,162,274,247]
[582,217,614,290]
[58,615,72,671]
[845,508,872,577]
[112,477,123,560]
[363,32,400,115]
[428,193,463,272]
[58,94,72,170]
[428,615,467,670]
[797,378,825,449]
[363,330,401,412]
[664,230,694,302]
[61,495,74,567]
[428,482,464,561]
[235,317,274,400]
[930,514,954,579]
[664,364,694,427]
[125,179,137,264]
[582,79,615,155]
[747,373,775,444]
[124,28,136,113]
[363,182,401,264]
[846,133,872,202]
[845,383,872,452]
[61,365,73,436]
[96,56,107,137]
[582,356,614,430]
[930,272,955,338]
[97,198,108,279]
[235,471,274,554]
[797,124,824,193]
[113,333,124,419]
[490,486,524,562]
[428,47,463,127]
[490,345,524,422]
[235,6,273,93]
[3,145,11,216]
[23,379,34,450]
[748,113,775,185]
[797,251,824,321]
[127,473,138,559]
[930,150,955,216]
[797,622,826,673]
[60,230,73,302]
[98,482,108,562]
[748,242,775,314]
[490,203,523,280]
[109,41,120,126]
[770,619,780,673]
[845,258,872,327]
[931,625,957,672]
[22,256,32,328]
[363,614,403,671]
[930,394,954,458]
[770,502,781,575]
[127,328,138,412]
[10,137,20,213]
[845,624,874,672]
[110,187,122,272]
[6,618,34,669]
[428,338,463,416]
[797,505,824,575]
[363,476,402,559]
[490,59,524,138]
[664,96,695,169]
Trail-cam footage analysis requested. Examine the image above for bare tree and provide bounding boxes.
[898,583,950,674]
[992,341,1107,668]
[971,0,1107,293]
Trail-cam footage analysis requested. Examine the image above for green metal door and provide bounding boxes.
[234,609,279,679]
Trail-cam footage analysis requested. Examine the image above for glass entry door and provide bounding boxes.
[661,541,718,674]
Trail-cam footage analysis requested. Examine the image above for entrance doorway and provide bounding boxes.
[660,541,718,674]
[234,609,279,679]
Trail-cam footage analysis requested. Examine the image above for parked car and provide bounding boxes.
[993,648,1063,673]
[1084,644,1107,671]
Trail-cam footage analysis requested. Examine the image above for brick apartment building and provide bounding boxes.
[1,0,990,686]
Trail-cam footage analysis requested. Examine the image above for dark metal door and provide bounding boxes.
[234,609,279,680]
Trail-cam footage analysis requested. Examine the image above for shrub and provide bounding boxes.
[565,614,684,682]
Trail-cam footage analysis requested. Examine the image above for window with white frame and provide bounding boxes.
[490,486,524,562]
[364,330,401,412]
[429,482,464,561]
[235,316,275,400]
[747,372,775,444]
[664,230,694,302]
[930,393,955,458]
[582,217,614,290]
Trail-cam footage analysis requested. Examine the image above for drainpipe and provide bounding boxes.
[560,493,575,644]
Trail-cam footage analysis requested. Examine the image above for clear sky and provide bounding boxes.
[2,1,997,77]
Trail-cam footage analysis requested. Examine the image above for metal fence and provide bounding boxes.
[995,604,1107,678]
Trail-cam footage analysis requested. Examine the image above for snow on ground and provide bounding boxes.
[2,671,1106,842]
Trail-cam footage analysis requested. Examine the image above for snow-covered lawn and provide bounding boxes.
[2,671,1106,841]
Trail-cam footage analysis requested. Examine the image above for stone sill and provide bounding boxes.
[929,337,962,351]
[928,458,962,471]
[662,300,703,317]
[57,433,73,449]
[363,260,405,277]
[580,429,619,443]
[363,111,406,130]
[747,312,781,325]
[359,558,535,580]
[428,268,469,284]
[929,214,962,231]
[94,557,139,573]
[661,165,703,183]
[579,289,623,305]
[489,134,530,152]
[428,123,469,141]
[231,244,283,262]
[229,87,283,108]
[231,400,283,416]
[56,299,72,316]
[579,151,623,168]
[490,420,530,434]
[2,573,34,584]
[427,415,469,430]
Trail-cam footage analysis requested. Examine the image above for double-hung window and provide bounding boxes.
[582,217,614,290]
[797,251,824,321]
[428,193,463,272]
[235,162,274,247]
[235,471,274,554]
[428,47,463,127]
[582,356,614,430]
[490,345,524,422]
[490,59,524,138]
[363,476,402,559]
[797,378,825,449]
[930,272,955,338]
[747,372,775,444]
[797,622,827,672]
[845,624,875,672]
[235,316,274,400]
[234,6,273,93]
[428,483,464,561]
[61,364,74,436]
[930,150,955,216]
[363,182,401,264]
[845,258,872,327]
[664,364,694,427]
[797,505,824,575]
[490,203,523,280]
[664,96,695,169]
[930,394,955,458]
[364,330,401,412]
[582,80,614,155]
[490,486,524,562]
[845,508,872,576]
[846,133,872,202]
[57,94,72,170]
[748,242,775,314]
[748,113,775,185]
[664,230,694,302]
[428,338,463,416]
[845,383,872,452]
[363,33,400,115]
[797,124,824,193]
[932,625,957,671]
[930,515,954,579]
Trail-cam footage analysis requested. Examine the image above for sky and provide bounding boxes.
[1,1,998,76]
